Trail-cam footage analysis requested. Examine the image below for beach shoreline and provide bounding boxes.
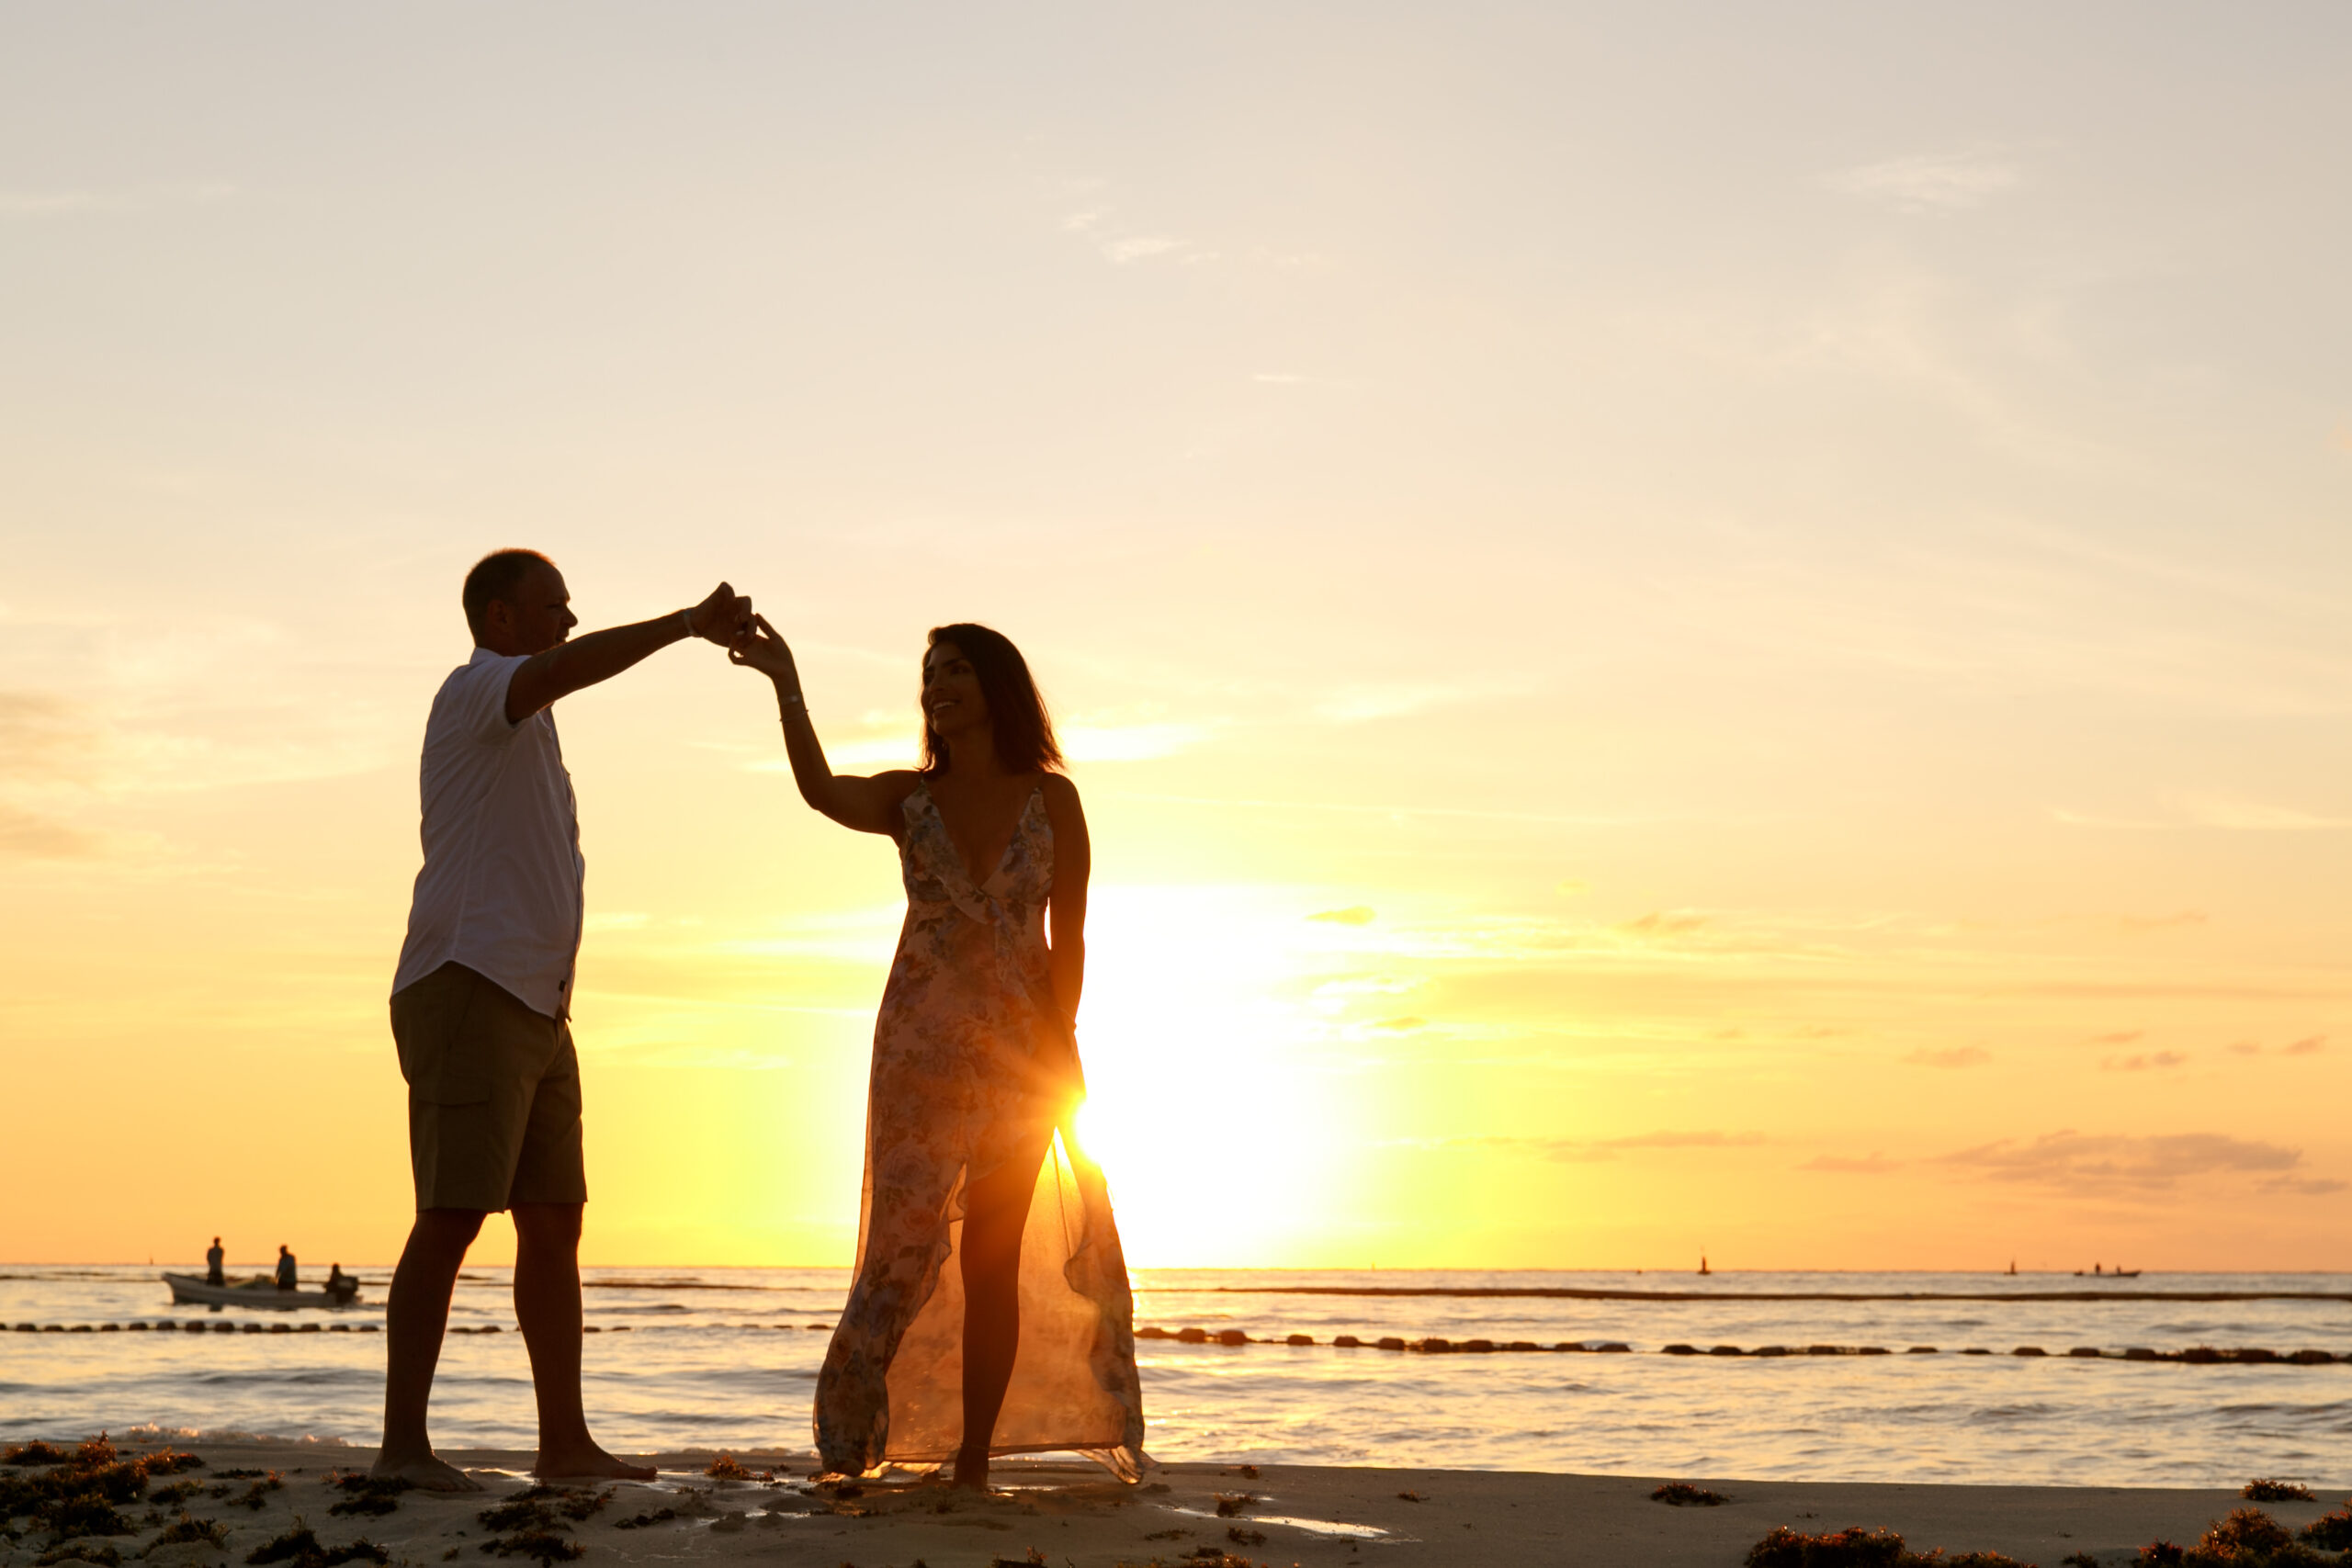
[6,1435,2336,1568]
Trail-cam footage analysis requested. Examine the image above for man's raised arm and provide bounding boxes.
[505,582,748,724]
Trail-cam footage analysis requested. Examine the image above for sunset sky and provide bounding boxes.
[6,3,2351,1271]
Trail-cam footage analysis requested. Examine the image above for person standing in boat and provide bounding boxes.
[276,1245,298,1291]
[375,548,750,1493]
[206,1237,225,1288]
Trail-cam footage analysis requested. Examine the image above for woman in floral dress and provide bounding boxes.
[730,615,1145,1488]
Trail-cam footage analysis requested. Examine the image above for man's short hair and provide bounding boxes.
[462,549,556,639]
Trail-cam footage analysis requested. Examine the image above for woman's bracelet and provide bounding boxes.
[779,689,806,715]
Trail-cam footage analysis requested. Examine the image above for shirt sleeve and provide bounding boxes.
[454,653,532,746]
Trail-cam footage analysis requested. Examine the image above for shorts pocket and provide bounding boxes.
[391,964,496,1106]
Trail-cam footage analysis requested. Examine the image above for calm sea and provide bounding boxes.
[5,1266,2350,1486]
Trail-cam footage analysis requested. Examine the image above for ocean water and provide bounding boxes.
[5,1266,2351,1487]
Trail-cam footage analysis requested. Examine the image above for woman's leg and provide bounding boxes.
[952,1128,1053,1489]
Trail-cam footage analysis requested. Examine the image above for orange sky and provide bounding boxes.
[5,5,2351,1269]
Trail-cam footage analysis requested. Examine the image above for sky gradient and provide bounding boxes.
[5,2,2350,1270]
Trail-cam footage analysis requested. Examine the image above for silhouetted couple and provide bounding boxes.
[373,550,1142,1493]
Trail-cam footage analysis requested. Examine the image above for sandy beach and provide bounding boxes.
[6,1436,2335,1568]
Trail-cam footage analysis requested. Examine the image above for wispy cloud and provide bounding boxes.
[1613,910,1710,944]
[1939,1131,2310,1193]
[1450,1130,1767,1163]
[1308,906,1376,926]
[1313,682,1496,724]
[0,802,109,861]
[2102,1051,2188,1072]
[2262,1176,2351,1196]
[1102,235,1183,263]
[2118,911,2207,932]
[752,734,915,769]
[1823,151,2018,214]
[1060,207,1215,266]
[1799,1153,1903,1175]
[2172,795,2352,831]
[1904,1046,1989,1068]
[1060,721,1210,762]
[0,693,98,784]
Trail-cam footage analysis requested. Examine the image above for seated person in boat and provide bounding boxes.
[206,1237,225,1287]
[327,1263,354,1298]
[276,1245,298,1291]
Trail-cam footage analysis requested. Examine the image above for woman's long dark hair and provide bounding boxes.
[921,623,1064,774]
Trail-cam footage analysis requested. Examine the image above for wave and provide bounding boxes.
[119,1424,356,1447]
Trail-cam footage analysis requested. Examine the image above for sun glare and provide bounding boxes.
[1071,885,1374,1267]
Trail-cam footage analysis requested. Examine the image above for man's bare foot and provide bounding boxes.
[532,1442,657,1482]
[369,1452,482,1493]
[949,1447,989,1492]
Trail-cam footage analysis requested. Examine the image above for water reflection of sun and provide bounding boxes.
[1069,885,1370,1268]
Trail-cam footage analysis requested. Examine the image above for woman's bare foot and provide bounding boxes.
[532,1442,657,1482]
[949,1445,989,1492]
[368,1451,481,1493]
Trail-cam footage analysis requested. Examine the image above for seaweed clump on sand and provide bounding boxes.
[2246,1482,2319,1504]
[478,1529,582,1564]
[247,1526,391,1568]
[35,1543,122,1567]
[1654,1483,1728,1506]
[151,1513,229,1549]
[325,1473,412,1518]
[488,1487,613,1525]
[2,1435,207,1542]
[4,1445,78,1468]
[704,1455,753,1482]
[2136,1507,2340,1566]
[1745,1524,2034,1566]
[608,1508,675,1532]
[475,1493,603,1562]
[2301,1501,2352,1552]
[229,1476,286,1512]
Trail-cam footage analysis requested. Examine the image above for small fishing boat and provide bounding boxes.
[162,1272,361,1310]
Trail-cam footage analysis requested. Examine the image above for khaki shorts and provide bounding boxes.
[390,962,586,1213]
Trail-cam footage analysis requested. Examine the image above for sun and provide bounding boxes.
[1065,884,1363,1268]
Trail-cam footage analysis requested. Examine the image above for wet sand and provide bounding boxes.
[4,1437,2332,1568]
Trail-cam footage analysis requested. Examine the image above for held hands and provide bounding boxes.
[727,612,800,686]
[685,582,754,644]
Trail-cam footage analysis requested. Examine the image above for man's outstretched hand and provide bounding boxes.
[686,582,753,644]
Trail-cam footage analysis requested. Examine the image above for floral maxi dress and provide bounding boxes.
[813,780,1147,1480]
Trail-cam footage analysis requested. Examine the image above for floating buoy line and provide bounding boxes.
[9,1319,2348,1364]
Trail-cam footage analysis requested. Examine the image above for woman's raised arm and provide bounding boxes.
[730,614,911,835]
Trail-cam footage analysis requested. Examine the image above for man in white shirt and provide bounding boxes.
[372,548,747,1491]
